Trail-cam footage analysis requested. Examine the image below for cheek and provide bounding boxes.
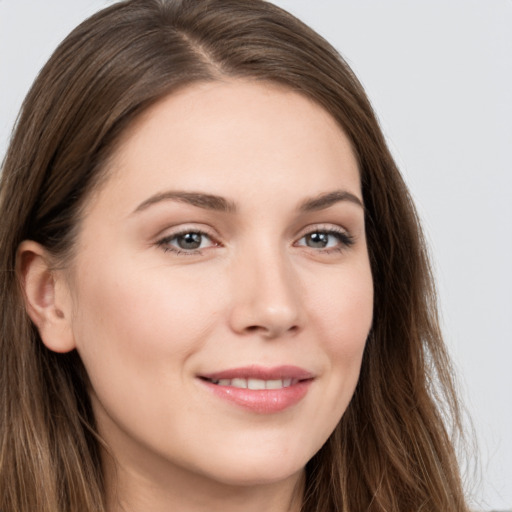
[312,262,373,355]
[69,259,226,412]
[309,261,372,407]
[297,263,372,448]
[69,261,225,438]
[73,262,218,352]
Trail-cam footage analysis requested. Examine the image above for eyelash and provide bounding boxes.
[156,226,355,256]
[156,229,219,256]
[295,227,355,254]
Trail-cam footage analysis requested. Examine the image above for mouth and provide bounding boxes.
[198,365,314,414]
[201,377,298,389]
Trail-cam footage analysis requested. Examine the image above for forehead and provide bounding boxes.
[86,79,361,216]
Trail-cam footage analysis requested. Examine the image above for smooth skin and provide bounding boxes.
[19,80,374,512]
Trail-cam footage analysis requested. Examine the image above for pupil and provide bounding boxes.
[307,232,328,248]
[178,233,202,249]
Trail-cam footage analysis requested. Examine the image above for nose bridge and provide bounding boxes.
[229,240,303,337]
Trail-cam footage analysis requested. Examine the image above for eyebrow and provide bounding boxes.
[132,188,363,215]
[132,191,237,214]
[298,190,364,212]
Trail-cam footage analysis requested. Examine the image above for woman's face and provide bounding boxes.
[64,81,373,489]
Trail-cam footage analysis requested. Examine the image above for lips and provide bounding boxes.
[205,377,296,389]
[198,365,314,414]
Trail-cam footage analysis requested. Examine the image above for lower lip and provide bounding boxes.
[200,379,312,414]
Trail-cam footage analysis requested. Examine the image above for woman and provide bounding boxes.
[0,0,469,511]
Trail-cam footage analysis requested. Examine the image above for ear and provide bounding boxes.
[17,240,76,353]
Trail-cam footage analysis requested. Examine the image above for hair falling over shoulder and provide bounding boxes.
[0,0,471,510]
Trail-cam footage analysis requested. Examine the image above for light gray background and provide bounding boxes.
[1,1,510,509]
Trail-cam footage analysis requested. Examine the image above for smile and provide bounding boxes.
[204,377,296,389]
[198,365,314,414]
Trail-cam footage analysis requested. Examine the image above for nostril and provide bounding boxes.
[243,323,299,337]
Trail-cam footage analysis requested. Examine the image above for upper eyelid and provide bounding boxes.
[161,230,214,242]
[154,222,354,243]
[156,230,219,255]
[293,224,356,249]
[154,227,221,255]
[294,223,351,238]
[296,229,354,242]
[155,224,219,241]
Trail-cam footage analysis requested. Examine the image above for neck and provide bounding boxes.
[104,450,305,512]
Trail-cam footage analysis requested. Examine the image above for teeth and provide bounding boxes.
[208,378,296,389]
[248,378,266,390]
[231,378,247,388]
[266,379,283,389]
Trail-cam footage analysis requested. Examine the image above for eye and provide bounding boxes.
[296,229,354,251]
[157,230,217,254]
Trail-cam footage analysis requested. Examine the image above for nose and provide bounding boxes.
[228,246,305,339]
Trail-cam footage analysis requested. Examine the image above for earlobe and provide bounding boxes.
[17,240,76,353]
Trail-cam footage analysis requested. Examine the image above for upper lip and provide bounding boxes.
[199,365,314,381]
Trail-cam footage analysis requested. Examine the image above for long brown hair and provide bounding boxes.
[0,0,469,510]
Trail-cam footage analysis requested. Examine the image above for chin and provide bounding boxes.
[192,443,311,487]
[204,463,305,488]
